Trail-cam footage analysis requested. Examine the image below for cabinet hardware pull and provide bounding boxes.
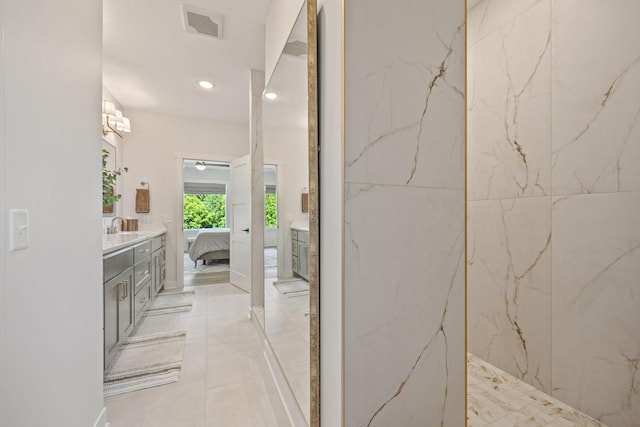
[119,281,126,301]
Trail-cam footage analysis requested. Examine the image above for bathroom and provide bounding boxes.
[1,0,638,426]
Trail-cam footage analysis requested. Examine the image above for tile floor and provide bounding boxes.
[263,274,310,422]
[467,354,606,427]
[107,251,606,427]
[104,283,290,427]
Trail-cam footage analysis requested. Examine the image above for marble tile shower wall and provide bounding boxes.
[344,0,465,425]
[467,1,640,426]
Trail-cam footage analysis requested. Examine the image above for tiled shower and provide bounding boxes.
[467,1,640,425]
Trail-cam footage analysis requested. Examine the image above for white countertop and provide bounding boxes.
[103,223,167,255]
[291,220,309,232]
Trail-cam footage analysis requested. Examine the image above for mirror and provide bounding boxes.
[262,1,318,425]
[102,139,117,216]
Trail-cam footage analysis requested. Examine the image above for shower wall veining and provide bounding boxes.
[467,1,640,426]
[344,0,466,425]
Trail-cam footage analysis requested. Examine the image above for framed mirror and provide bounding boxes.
[102,139,117,216]
[262,0,318,425]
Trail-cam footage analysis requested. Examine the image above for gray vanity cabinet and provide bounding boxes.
[291,229,309,281]
[151,234,166,297]
[103,248,134,370]
[132,241,152,326]
[103,232,167,371]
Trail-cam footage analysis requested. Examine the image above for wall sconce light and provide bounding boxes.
[195,161,207,171]
[102,100,131,138]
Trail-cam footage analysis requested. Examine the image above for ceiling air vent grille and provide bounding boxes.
[182,4,224,40]
[283,40,307,58]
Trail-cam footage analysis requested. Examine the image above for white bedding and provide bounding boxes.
[188,229,230,262]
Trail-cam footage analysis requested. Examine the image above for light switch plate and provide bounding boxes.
[9,209,29,251]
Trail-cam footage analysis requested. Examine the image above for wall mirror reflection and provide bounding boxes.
[102,139,117,216]
[262,0,317,425]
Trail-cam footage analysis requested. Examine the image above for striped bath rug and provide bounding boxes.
[104,330,187,397]
[145,290,195,316]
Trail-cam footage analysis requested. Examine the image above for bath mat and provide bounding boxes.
[145,290,195,316]
[104,330,187,397]
[273,279,309,297]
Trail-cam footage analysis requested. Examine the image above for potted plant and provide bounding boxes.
[102,149,128,213]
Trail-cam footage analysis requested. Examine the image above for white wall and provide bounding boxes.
[118,109,249,288]
[1,0,106,426]
[0,0,6,422]
[316,0,343,424]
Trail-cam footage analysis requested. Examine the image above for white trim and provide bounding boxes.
[176,157,185,288]
[175,151,245,289]
[175,152,239,163]
[92,407,108,427]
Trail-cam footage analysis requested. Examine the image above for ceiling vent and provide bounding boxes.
[283,39,307,58]
[182,4,224,40]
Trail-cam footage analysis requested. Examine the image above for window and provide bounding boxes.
[265,184,277,227]
[183,182,227,229]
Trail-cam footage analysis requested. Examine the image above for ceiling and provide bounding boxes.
[103,0,271,124]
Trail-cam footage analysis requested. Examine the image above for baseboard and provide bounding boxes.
[92,407,108,427]
[251,316,308,427]
[164,280,178,289]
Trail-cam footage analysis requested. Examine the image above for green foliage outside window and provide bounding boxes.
[265,194,277,227]
[183,194,226,229]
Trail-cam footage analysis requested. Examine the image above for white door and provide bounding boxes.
[229,155,251,293]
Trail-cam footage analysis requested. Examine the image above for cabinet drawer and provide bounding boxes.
[291,239,298,254]
[103,248,133,283]
[151,235,165,252]
[134,259,151,293]
[134,280,152,326]
[133,241,152,263]
[292,229,298,240]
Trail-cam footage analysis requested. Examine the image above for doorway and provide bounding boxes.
[181,158,231,287]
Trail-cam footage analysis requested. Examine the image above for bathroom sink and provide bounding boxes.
[104,233,141,244]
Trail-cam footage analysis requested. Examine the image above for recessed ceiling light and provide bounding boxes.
[198,80,215,89]
[264,92,278,100]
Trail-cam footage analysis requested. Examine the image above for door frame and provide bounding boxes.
[174,152,239,289]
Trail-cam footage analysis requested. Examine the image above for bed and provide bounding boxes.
[188,229,230,267]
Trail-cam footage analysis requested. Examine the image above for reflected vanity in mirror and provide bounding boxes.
[261,0,318,425]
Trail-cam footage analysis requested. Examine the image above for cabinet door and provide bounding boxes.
[119,268,134,339]
[104,275,120,370]
[159,247,166,290]
[151,250,160,297]
[298,242,309,280]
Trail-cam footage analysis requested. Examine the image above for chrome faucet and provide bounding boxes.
[109,217,124,234]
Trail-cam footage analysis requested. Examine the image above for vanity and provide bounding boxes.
[102,225,166,370]
[291,224,309,281]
